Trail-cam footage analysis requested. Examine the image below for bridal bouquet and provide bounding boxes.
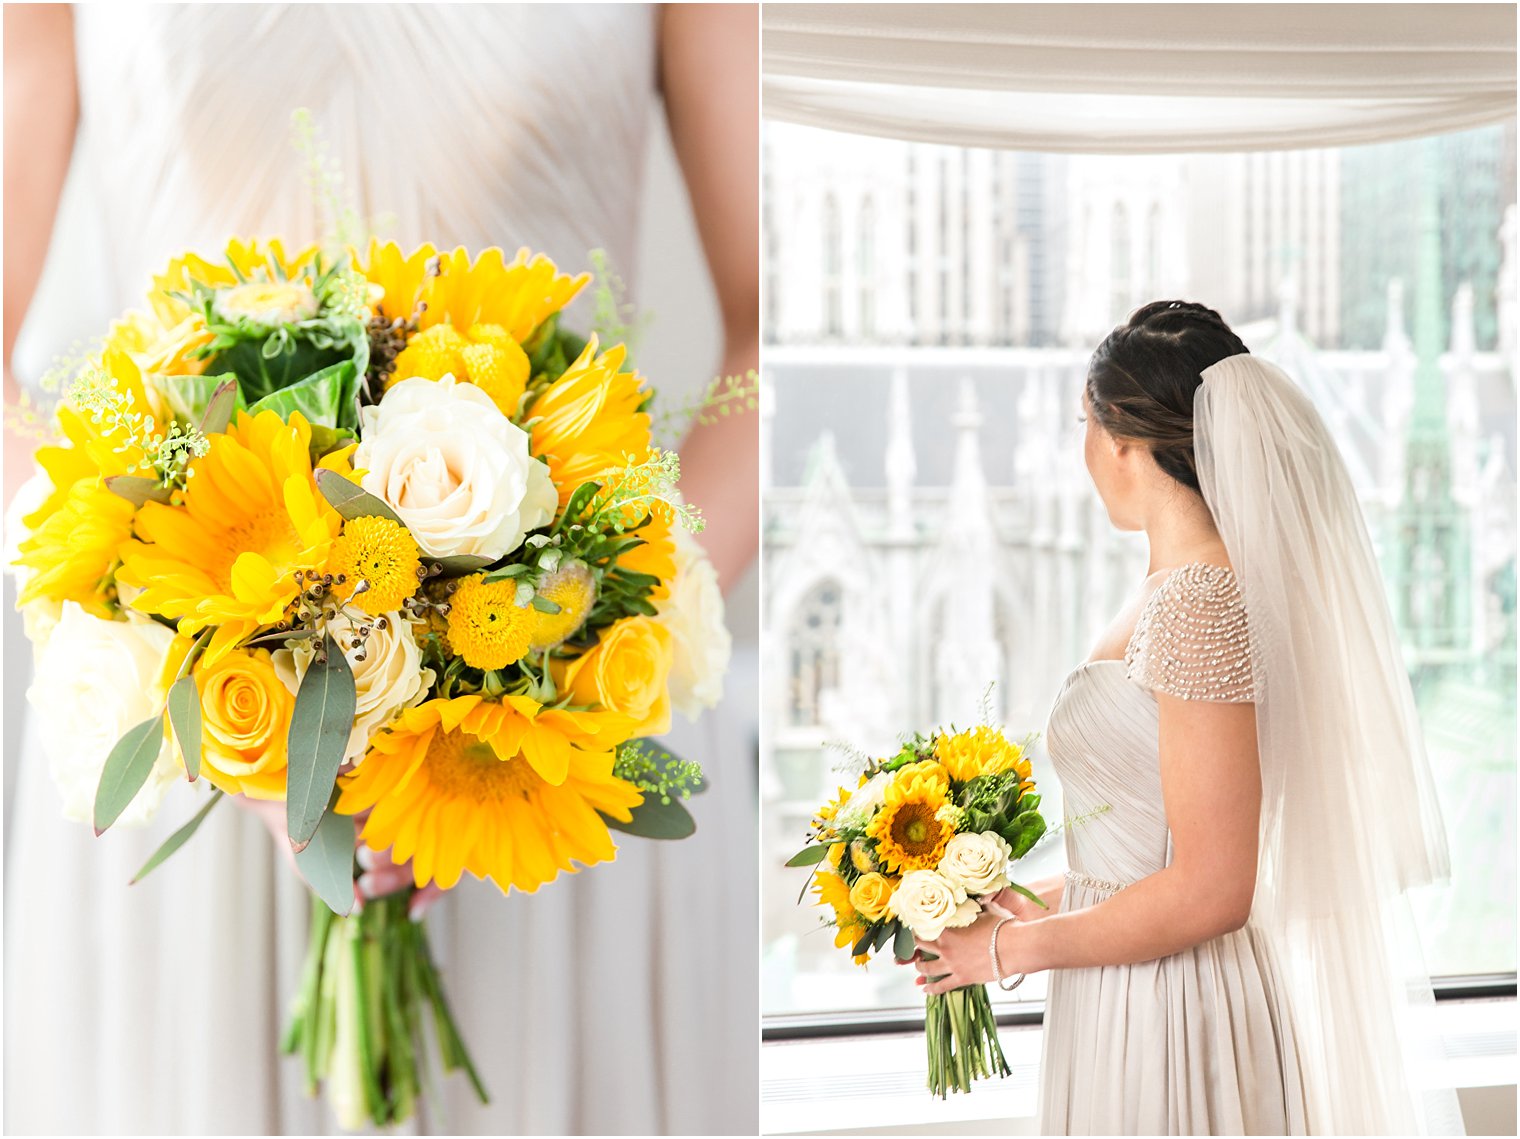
[12,238,729,1127]
[788,725,1048,1098]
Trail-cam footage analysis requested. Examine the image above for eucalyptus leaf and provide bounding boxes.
[167,674,202,781]
[870,919,896,953]
[314,469,405,528]
[104,476,173,508]
[93,715,167,835]
[785,844,828,868]
[131,790,224,883]
[600,793,695,841]
[851,927,876,958]
[294,804,357,917]
[285,636,357,850]
[199,378,239,435]
[894,923,918,962]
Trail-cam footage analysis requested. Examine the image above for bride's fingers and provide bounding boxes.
[357,862,413,899]
[408,883,445,921]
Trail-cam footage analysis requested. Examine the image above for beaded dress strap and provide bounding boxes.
[1124,563,1259,703]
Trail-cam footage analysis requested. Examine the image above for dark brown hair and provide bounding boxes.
[1085,300,1249,492]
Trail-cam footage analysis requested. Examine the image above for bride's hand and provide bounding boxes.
[986,885,1049,923]
[913,911,1035,996]
[233,796,446,919]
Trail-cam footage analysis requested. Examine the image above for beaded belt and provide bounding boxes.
[1065,869,1130,894]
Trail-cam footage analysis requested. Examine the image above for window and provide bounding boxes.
[822,193,843,338]
[857,197,876,338]
[762,118,1517,1024]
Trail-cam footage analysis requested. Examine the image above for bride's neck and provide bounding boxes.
[1141,486,1227,574]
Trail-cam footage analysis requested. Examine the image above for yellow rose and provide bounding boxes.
[195,647,295,800]
[556,615,674,738]
[849,872,897,922]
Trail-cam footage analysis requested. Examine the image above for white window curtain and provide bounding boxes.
[763,3,1517,153]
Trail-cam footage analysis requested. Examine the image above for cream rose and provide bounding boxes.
[938,831,1013,897]
[274,609,434,765]
[27,603,179,827]
[891,869,981,941]
[656,525,731,720]
[354,375,555,560]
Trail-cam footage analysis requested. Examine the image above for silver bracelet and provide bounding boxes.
[989,916,1025,991]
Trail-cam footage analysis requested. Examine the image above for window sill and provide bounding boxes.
[759,996,1517,1135]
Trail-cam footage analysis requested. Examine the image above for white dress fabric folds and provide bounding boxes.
[4,4,758,1134]
[1040,565,1308,1136]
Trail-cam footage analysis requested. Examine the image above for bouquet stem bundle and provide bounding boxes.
[924,985,1011,1098]
[282,893,486,1128]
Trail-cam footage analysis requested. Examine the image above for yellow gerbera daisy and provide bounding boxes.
[335,695,642,893]
[934,725,1035,789]
[117,410,342,662]
[329,515,422,615]
[360,241,588,343]
[15,480,136,617]
[813,870,871,965]
[528,337,652,507]
[868,764,954,875]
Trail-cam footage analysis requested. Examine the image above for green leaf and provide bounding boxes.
[999,809,1047,860]
[151,372,242,426]
[130,790,224,883]
[205,337,351,405]
[430,554,493,577]
[167,674,202,781]
[294,804,357,916]
[104,475,172,508]
[482,563,532,582]
[530,595,561,614]
[93,715,166,835]
[850,926,876,958]
[601,793,695,841]
[246,359,360,431]
[314,468,405,528]
[307,424,355,463]
[870,919,896,953]
[1005,880,1050,911]
[785,844,829,868]
[285,635,357,850]
[555,481,603,530]
[894,923,918,962]
[199,378,238,435]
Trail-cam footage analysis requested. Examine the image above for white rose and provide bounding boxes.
[354,375,556,560]
[656,526,731,719]
[938,831,1013,897]
[891,869,982,941]
[274,609,434,765]
[27,603,179,827]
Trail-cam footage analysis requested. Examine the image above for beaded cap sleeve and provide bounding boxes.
[1124,563,1259,702]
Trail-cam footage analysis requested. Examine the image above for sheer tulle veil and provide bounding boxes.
[1195,352,1464,1135]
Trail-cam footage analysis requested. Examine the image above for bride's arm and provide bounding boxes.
[915,696,1260,991]
[3,4,78,505]
[657,3,759,593]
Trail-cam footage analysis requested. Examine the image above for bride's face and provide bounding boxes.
[1081,392,1146,531]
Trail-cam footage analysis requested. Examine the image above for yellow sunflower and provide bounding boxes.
[116,410,342,662]
[813,870,871,965]
[935,725,1035,790]
[360,241,588,342]
[145,238,319,333]
[867,763,955,875]
[528,338,652,507]
[335,695,643,893]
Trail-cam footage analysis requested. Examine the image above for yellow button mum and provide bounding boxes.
[329,515,422,615]
[528,562,597,651]
[447,574,536,670]
[389,323,530,416]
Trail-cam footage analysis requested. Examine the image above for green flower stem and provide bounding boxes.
[924,986,1011,1098]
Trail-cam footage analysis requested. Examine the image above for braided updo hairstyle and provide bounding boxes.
[1085,300,1249,492]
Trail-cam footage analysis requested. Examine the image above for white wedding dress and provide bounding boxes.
[4,5,757,1134]
[1040,563,1307,1135]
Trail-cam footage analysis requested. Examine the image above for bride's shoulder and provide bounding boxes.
[1125,561,1257,702]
